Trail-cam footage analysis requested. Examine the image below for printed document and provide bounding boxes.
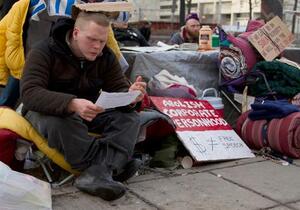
[95,91,141,109]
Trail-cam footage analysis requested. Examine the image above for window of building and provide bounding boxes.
[160,5,177,10]
[160,15,171,20]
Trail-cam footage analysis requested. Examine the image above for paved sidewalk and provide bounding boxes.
[52,157,300,210]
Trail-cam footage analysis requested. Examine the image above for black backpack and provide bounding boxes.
[113,27,149,47]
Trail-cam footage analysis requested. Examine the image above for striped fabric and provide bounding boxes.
[47,0,80,17]
[237,108,300,158]
[268,112,300,158]
[29,0,130,22]
[29,0,47,20]
[115,10,129,23]
[241,117,268,150]
[29,0,81,20]
[235,110,250,137]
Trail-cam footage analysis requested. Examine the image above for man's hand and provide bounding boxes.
[68,98,104,121]
[129,76,147,103]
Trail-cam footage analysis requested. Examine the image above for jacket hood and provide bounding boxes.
[49,18,75,54]
[50,18,74,42]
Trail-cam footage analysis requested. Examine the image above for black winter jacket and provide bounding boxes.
[21,18,130,116]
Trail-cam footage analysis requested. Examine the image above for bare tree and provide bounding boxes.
[171,0,177,29]
[186,0,192,14]
[261,0,283,21]
[180,0,185,26]
[292,0,298,33]
[249,0,253,19]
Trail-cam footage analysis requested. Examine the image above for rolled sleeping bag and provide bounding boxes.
[268,112,300,158]
[241,117,268,150]
[235,110,250,137]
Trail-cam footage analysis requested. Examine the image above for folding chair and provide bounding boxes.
[0,107,79,185]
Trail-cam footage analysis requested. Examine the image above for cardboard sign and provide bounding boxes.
[248,16,295,61]
[150,97,254,162]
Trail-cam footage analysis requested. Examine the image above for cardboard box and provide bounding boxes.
[72,2,133,19]
[248,16,295,61]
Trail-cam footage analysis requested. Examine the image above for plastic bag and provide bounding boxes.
[0,161,52,210]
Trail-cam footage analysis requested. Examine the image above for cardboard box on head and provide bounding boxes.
[71,1,133,20]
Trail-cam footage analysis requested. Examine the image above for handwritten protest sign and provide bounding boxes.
[150,96,254,162]
[248,16,295,61]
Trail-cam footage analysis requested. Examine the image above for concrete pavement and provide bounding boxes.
[52,156,300,210]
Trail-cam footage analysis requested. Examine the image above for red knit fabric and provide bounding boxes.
[0,129,19,166]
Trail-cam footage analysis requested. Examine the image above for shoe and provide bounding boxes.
[74,164,126,201]
[113,159,142,182]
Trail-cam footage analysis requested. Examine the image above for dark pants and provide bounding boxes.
[25,110,140,171]
[0,76,19,108]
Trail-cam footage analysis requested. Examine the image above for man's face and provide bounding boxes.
[185,19,200,38]
[73,21,109,61]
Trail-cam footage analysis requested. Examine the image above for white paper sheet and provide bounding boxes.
[95,91,141,109]
[120,46,177,53]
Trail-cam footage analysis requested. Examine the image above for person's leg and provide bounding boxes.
[76,110,141,199]
[86,110,141,174]
[0,76,20,108]
[25,111,99,170]
[25,110,133,200]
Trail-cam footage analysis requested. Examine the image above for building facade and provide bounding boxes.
[128,0,299,23]
[159,0,261,27]
[128,0,299,35]
[128,0,161,22]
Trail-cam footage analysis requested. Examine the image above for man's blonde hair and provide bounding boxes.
[75,11,110,29]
